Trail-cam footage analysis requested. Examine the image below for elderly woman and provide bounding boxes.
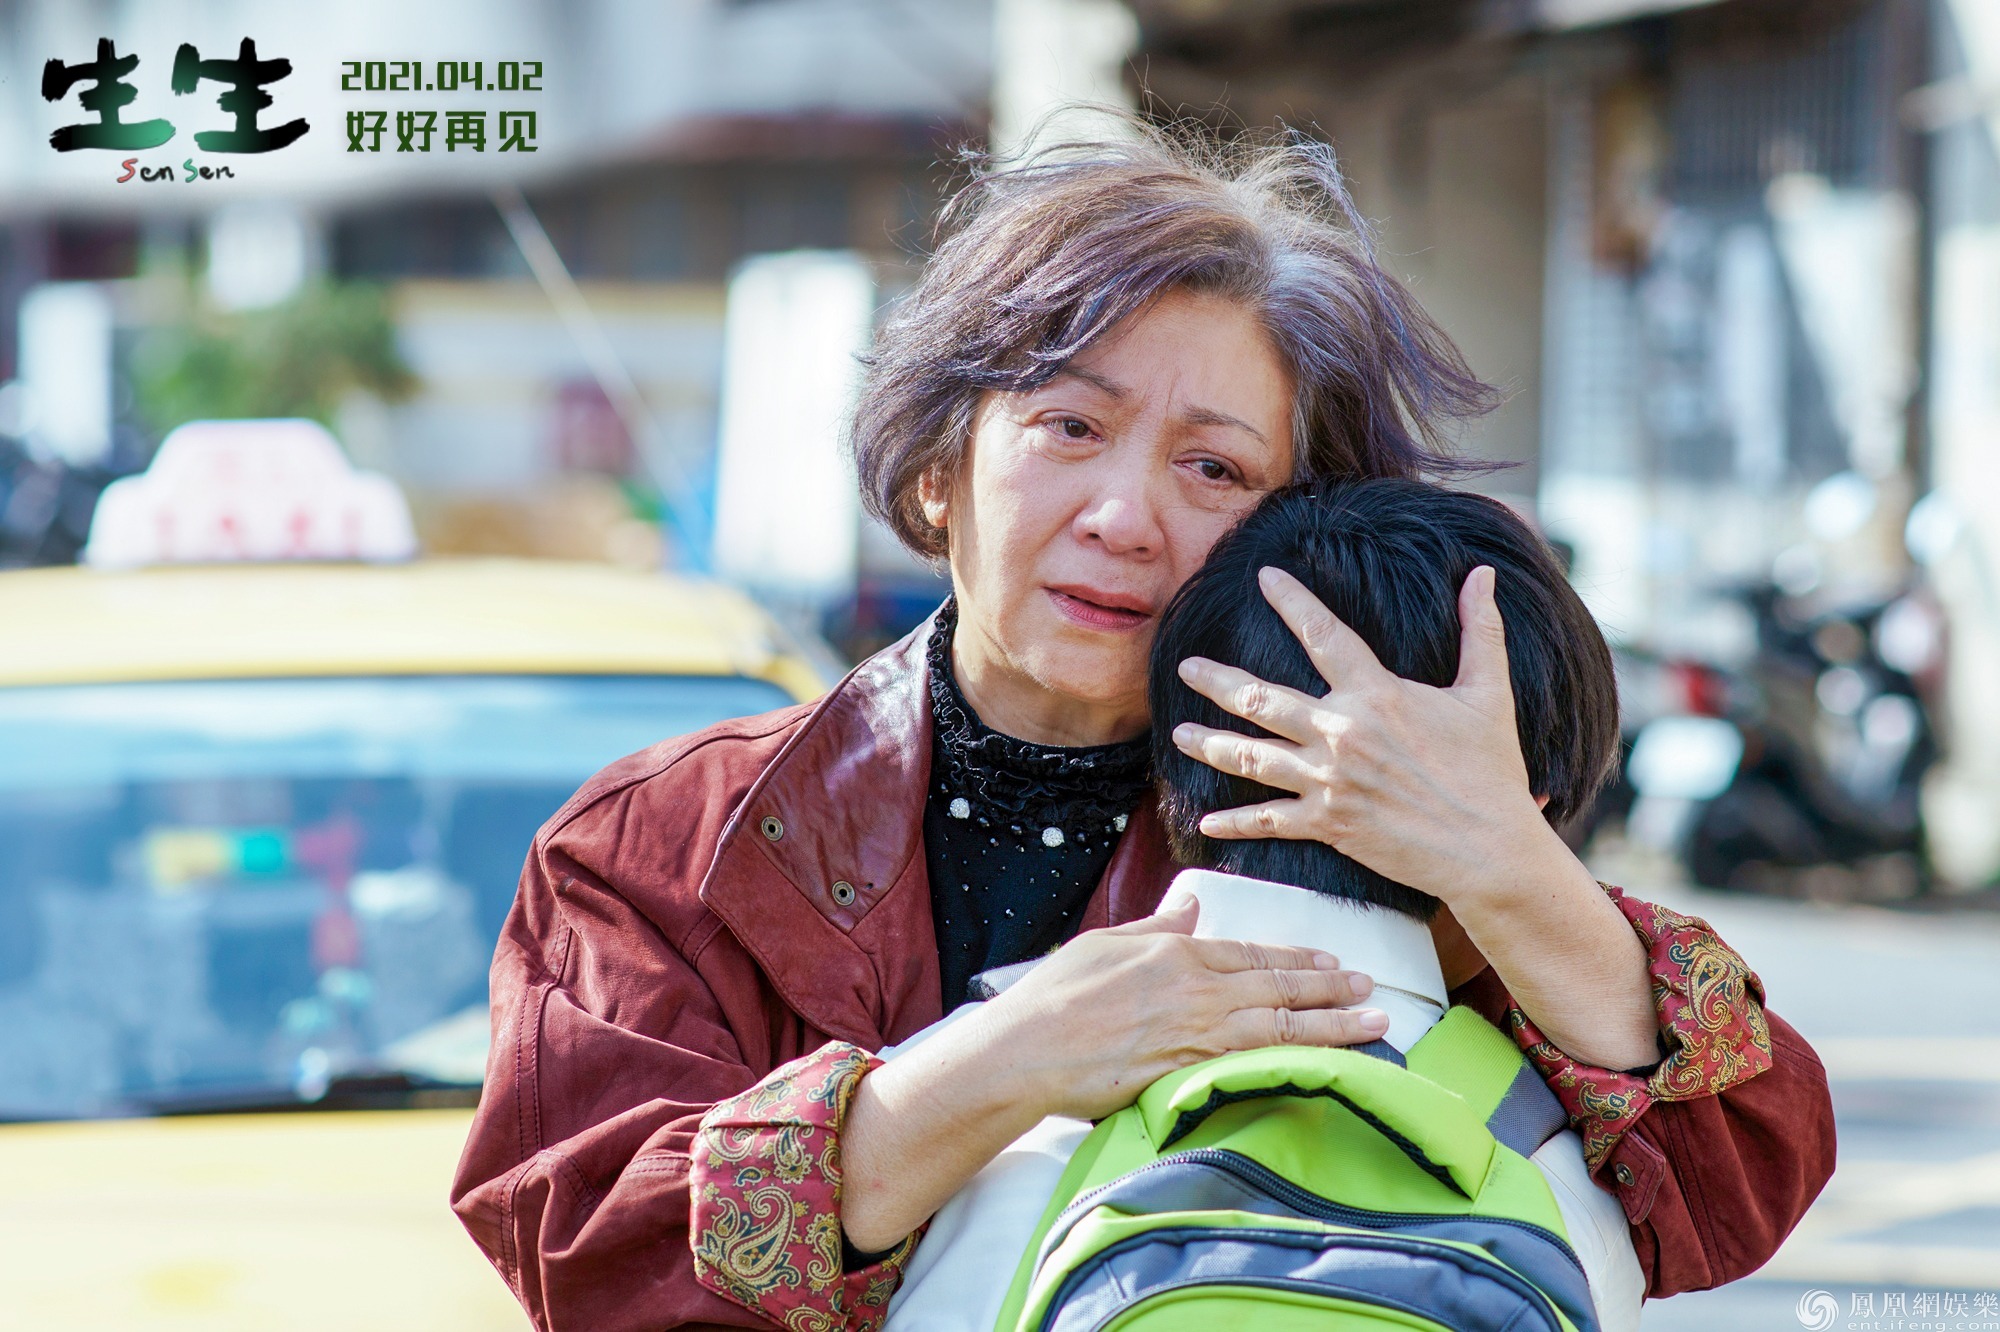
[452,127,1833,1332]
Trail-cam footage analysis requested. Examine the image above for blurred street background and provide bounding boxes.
[1598,845,2000,1327]
[3,0,1999,1328]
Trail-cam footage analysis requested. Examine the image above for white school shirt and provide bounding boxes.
[880,868,1645,1332]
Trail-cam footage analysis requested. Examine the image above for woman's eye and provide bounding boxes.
[1193,458,1233,482]
[1059,417,1092,439]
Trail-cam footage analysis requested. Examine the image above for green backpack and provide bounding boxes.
[992,1006,1598,1332]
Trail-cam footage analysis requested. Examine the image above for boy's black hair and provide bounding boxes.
[1148,479,1620,921]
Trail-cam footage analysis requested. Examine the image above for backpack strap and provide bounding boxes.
[1407,1006,1570,1158]
[1135,1044,1496,1199]
[1349,1037,1406,1067]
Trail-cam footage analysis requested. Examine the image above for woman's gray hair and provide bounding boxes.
[849,116,1500,559]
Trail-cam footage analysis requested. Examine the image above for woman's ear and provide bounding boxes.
[1533,793,1551,811]
[917,468,950,530]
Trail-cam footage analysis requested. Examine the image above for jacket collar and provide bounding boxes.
[697,607,1177,1048]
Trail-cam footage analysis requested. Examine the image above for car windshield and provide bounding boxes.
[0,674,793,1121]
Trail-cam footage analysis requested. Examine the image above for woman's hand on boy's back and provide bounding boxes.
[839,897,1381,1253]
[983,897,1384,1121]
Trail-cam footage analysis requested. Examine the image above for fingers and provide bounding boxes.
[1169,722,1317,795]
[1173,658,1320,745]
[1219,1003,1391,1050]
[1194,796,1314,842]
[1219,963,1375,1014]
[1451,564,1513,703]
[1190,935,1344,975]
[1258,566,1388,693]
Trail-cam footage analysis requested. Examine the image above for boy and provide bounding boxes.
[883,479,1643,1331]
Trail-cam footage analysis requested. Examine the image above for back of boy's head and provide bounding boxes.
[1148,479,1619,921]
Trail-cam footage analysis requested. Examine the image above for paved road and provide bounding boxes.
[1588,845,2000,1331]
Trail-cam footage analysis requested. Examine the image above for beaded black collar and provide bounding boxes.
[925,597,1153,831]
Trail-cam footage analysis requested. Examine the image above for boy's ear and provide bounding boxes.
[1533,793,1551,811]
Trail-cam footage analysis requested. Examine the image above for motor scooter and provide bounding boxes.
[1624,581,1935,898]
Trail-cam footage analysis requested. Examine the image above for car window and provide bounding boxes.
[0,674,793,1120]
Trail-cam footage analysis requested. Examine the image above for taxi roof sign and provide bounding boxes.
[84,419,418,569]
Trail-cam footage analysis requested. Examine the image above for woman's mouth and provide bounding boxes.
[1046,587,1153,631]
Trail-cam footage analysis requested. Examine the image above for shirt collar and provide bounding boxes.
[1165,868,1448,1053]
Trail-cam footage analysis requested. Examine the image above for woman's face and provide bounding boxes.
[932,289,1296,745]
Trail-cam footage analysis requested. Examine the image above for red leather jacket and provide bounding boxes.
[452,623,1836,1332]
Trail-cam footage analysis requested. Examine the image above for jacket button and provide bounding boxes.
[760,816,784,842]
[831,880,856,906]
[1613,1163,1636,1187]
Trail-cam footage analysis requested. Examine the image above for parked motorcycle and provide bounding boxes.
[1623,581,1938,899]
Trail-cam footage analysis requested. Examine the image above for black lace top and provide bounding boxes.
[924,599,1153,1007]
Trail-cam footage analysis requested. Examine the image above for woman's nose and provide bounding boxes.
[1074,476,1167,557]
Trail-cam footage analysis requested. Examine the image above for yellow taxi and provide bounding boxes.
[0,423,829,1330]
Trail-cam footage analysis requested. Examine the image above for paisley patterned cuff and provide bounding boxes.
[1501,884,1776,1169]
[691,1042,920,1332]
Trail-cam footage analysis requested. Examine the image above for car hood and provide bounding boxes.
[0,1108,527,1331]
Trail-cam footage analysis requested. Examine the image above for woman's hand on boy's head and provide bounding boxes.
[1169,564,1568,909]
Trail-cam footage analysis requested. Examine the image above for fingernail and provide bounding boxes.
[1358,1009,1389,1035]
[1176,657,1202,683]
[1258,566,1281,588]
[1172,723,1197,748]
[1348,973,1373,998]
[1313,953,1342,970]
[1197,815,1221,835]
